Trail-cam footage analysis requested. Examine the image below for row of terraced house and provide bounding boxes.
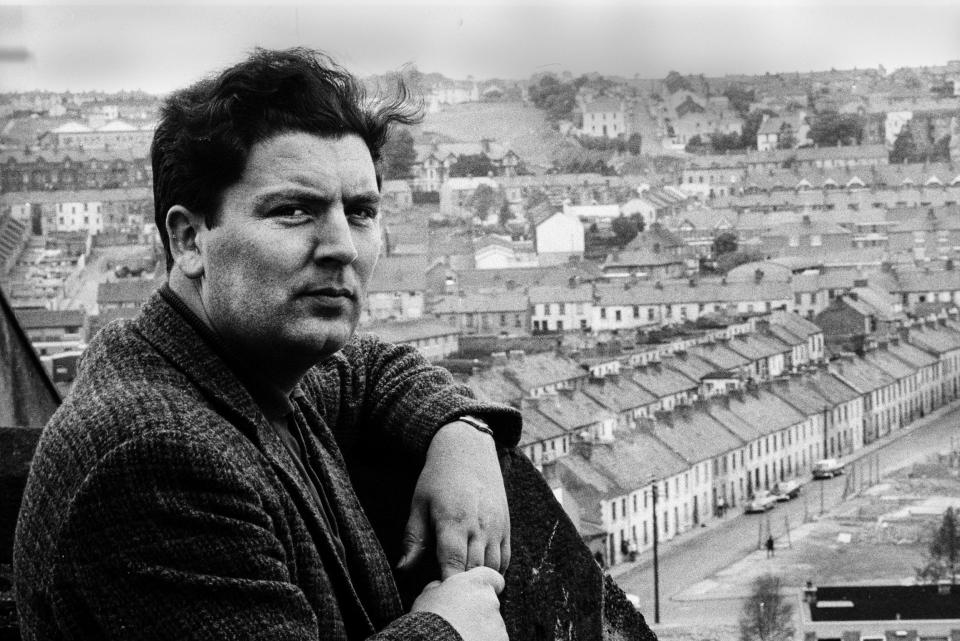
[462,310,960,566]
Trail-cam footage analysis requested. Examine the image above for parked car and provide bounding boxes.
[773,479,803,501]
[812,458,845,479]
[744,490,777,513]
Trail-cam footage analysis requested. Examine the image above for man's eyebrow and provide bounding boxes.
[344,192,381,207]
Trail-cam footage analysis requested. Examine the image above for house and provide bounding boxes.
[581,99,626,139]
[770,310,826,363]
[678,154,747,200]
[529,284,594,332]
[517,407,569,468]
[526,389,618,444]
[714,386,809,495]
[756,113,810,151]
[799,582,960,641]
[554,431,689,565]
[795,367,865,458]
[629,361,698,411]
[600,249,687,281]
[814,292,903,349]
[581,371,660,430]
[827,353,897,444]
[380,180,413,209]
[648,406,743,525]
[666,350,744,397]
[907,319,960,404]
[533,209,585,261]
[13,308,86,355]
[96,278,160,313]
[438,176,499,219]
[432,291,529,336]
[893,269,960,310]
[363,255,427,322]
[743,143,888,172]
[723,332,791,381]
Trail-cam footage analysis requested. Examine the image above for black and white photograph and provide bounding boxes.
[3,1,960,639]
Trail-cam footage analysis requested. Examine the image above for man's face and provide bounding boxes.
[197,132,381,365]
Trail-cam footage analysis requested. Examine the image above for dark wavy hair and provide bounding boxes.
[151,47,422,270]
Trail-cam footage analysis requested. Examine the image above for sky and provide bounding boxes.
[1,0,959,94]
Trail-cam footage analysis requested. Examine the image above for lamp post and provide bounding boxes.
[650,478,661,624]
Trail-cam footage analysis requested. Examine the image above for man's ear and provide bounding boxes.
[166,205,207,279]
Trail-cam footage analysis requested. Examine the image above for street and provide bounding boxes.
[614,404,960,626]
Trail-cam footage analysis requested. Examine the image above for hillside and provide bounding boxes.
[414,101,574,173]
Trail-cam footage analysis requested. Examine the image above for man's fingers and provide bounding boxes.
[483,540,501,574]
[398,500,430,570]
[467,535,486,570]
[437,525,469,579]
[500,537,511,575]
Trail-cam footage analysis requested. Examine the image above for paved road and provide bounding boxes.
[614,404,960,625]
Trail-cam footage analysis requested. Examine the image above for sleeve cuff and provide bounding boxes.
[375,611,463,641]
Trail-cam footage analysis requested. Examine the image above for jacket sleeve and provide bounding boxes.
[51,429,462,641]
[309,333,521,458]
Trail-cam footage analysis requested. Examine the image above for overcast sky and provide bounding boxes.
[1,0,959,94]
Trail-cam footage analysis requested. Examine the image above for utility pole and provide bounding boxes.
[651,479,660,624]
[819,478,825,516]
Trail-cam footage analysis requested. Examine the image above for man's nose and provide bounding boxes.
[312,207,359,265]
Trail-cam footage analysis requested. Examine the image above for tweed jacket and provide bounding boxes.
[14,290,522,641]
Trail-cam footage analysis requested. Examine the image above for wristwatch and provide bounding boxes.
[457,415,494,438]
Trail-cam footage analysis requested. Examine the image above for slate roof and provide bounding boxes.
[664,352,729,382]
[534,390,617,433]
[518,407,566,447]
[432,292,529,314]
[492,352,587,394]
[13,307,85,329]
[907,324,960,356]
[894,271,960,293]
[723,387,807,435]
[687,341,751,371]
[528,284,594,304]
[630,363,697,398]
[358,318,458,343]
[828,357,893,393]
[859,349,916,380]
[581,376,658,415]
[650,408,743,462]
[96,278,161,306]
[367,255,428,293]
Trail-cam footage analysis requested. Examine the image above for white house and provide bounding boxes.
[534,210,585,258]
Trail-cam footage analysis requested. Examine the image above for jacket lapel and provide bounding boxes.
[293,397,405,629]
[133,291,380,637]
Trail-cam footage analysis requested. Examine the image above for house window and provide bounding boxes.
[615,310,622,321]
[559,303,565,315]
[600,308,607,319]
[633,305,640,318]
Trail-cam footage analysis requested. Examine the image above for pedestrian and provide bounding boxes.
[765,534,775,558]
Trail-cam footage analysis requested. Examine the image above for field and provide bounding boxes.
[414,101,574,172]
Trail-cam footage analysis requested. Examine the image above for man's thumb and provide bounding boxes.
[398,501,429,570]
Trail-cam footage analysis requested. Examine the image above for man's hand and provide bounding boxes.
[398,420,510,579]
[411,566,507,641]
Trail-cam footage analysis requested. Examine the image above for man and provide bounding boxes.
[15,48,655,641]
[15,48,515,641]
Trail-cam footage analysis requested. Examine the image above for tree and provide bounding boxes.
[627,133,643,155]
[467,183,500,221]
[528,75,578,125]
[711,130,745,153]
[917,506,960,584]
[449,153,496,178]
[890,125,919,164]
[611,215,640,245]
[739,574,794,641]
[380,127,417,180]
[740,110,777,150]
[809,112,865,147]
[712,231,738,257]
[723,86,756,118]
[776,124,797,150]
[685,134,707,154]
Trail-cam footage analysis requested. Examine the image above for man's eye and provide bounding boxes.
[272,206,311,221]
[349,207,378,221]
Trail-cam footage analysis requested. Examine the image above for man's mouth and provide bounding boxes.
[305,287,356,301]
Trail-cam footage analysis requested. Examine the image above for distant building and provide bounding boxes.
[581,99,626,139]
